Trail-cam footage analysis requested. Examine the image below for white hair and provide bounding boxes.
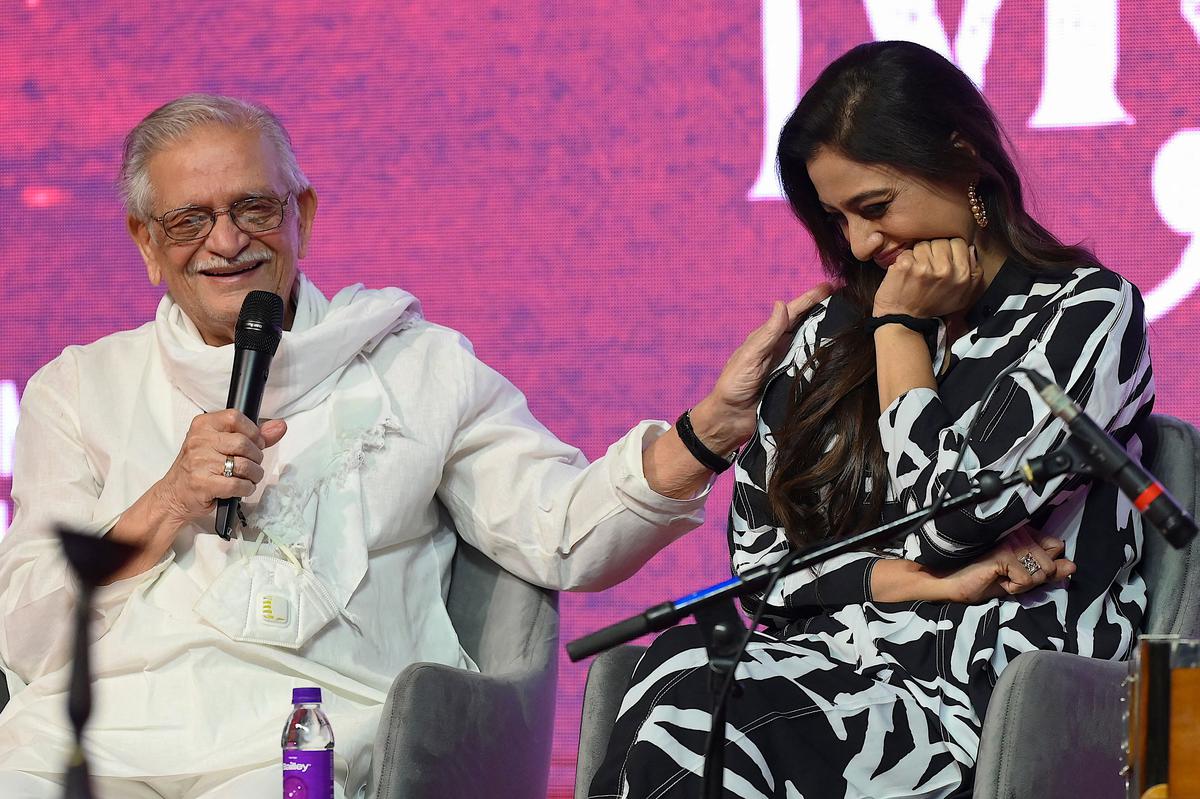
[119,93,310,220]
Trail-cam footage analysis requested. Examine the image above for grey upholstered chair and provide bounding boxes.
[575,642,646,798]
[574,414,1200,799]
[973,413,1200,799]
[0,538,558,799]
[371,538,559,798]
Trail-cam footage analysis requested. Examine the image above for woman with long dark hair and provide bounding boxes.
[588,41,1153,798]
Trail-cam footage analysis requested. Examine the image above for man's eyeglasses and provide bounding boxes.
[150,194,292,242]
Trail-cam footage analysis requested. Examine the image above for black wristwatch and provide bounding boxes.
[864,314,939,336]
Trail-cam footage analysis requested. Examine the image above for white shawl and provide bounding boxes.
[150,274,421,607]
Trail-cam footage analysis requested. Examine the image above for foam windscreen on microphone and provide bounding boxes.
[234,290,284,354]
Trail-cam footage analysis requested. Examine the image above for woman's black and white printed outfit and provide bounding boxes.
[589,259,1154,799]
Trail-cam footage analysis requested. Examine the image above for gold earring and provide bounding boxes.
[968,181,989,229]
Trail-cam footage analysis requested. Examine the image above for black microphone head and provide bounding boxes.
[234,290,284,354]
[1020,367,1052,391]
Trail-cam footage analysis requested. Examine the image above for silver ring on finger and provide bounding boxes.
[223,456,236,479]
[1018,552,1042,577]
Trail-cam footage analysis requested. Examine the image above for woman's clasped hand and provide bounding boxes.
[922,528,1076,605]
[872,237,983,319]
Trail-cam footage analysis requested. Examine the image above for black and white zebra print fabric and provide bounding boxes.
[589,259,1154,799]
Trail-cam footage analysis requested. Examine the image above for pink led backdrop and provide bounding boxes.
[2,2,1199,796]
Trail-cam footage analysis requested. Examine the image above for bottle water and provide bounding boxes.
[281,686,334,799]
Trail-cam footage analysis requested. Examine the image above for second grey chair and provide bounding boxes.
[974,413,1200,798]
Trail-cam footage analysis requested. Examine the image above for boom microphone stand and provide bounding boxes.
[567,454,1072,798]
[57,527,136,799]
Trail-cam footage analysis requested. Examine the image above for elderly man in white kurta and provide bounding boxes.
[0,96,829,798]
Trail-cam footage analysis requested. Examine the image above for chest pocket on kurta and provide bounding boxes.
[247,356,445,612]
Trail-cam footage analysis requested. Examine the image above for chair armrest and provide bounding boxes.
[974,651,1128,799]
[372,659,555,799]
[575,645,646,799]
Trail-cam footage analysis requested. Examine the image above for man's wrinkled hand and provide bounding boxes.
[689,282,834,453]
[153,409,288,529]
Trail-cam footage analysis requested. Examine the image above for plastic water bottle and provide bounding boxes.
[281,686,334,799]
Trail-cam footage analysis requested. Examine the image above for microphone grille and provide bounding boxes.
[234,290,285,354]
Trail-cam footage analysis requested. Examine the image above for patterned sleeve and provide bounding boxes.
[879,269,1153,567]
[728,298,919,616]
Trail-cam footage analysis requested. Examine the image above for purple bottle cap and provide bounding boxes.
[292,686,322,705]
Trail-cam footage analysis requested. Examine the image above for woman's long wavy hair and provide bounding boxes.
[768,41,1098,549]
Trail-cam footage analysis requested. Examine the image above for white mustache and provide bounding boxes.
[189,249,273,276]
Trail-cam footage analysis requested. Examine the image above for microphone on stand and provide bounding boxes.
[1025,370,1197,547]
[56,527,137,799]
[215,290,284,540]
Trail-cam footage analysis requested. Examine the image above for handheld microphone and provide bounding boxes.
[1026,370,1197,548]
[215,290,284,540]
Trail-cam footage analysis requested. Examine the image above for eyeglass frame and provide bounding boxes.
[148,193,294,242]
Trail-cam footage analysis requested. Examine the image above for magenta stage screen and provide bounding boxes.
[2,2,1199,796]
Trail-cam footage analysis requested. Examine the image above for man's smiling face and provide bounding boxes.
[128,123,316,346]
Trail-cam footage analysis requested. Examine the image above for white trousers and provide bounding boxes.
[0,764,350,799]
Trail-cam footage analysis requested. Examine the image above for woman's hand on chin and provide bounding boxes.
[872,237,981,319]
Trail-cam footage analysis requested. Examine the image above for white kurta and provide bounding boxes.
[0,279,707,796]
